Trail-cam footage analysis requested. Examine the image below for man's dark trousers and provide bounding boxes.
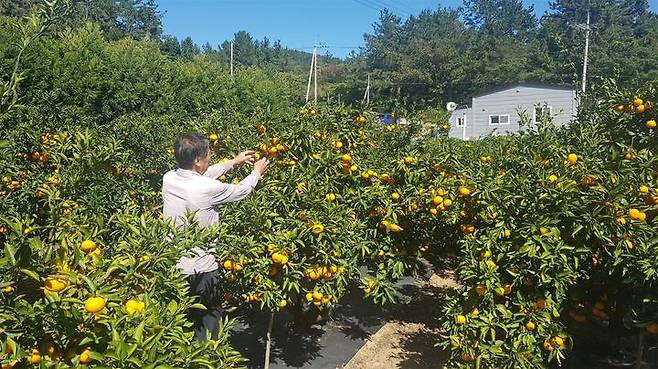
[186,269,222,340]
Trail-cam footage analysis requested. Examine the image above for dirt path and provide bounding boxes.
[343,271,658,369]
[343,273,459,369]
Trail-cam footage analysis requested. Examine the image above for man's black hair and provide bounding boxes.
[174,133,210,169]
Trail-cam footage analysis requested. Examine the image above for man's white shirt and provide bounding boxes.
[162,160,260,275]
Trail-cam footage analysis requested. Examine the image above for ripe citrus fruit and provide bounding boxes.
[79,347,93,364]
[26,349,41,364]
[125,299,145,316]
[271,253,283,264]
[552,336,566,348]
[628,208,646,221]
[534,298,547,310]
[566,153,578,164]
[311,224,324,236]
[388,223,402,232]
[84,296,106,314]
[646,323,658,334]
[44,278,68,293]
[80,240,97,253]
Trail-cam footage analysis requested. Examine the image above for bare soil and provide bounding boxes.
[343,273,459,369]
[343,270,658,369]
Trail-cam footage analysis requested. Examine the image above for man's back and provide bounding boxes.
[163,132,268,341]
[162,168,222,228]
[162,164,260,274]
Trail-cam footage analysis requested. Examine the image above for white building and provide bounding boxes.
[448,83,578,140]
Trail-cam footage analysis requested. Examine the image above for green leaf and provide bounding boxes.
[4,244,16,265]
[134,320,146,343]
[19,268,40,281]
[167,300,179,314]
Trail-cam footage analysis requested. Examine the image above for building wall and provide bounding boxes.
[448,108,472,140]
[448,85,577,140]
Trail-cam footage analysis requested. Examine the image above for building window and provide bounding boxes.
[533,106,552,123]
[489,114,510,125]
[456,116,465,127]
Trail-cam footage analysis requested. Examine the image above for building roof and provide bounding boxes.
[472,82,575,99]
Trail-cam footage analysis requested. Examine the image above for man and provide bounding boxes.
[162,132,269,340]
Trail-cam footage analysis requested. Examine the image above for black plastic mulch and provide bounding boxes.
[228,273,426,369]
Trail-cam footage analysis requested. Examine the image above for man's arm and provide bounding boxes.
[207,171,261,205]
[207,158,268,205]
[204,151,255,179]
[204,160,236,179]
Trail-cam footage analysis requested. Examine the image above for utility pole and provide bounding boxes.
[306,46,317,103]
[571,7,593,93]
[314,47,318,105]
[230,42,234,77]
[363,74,370,104]
[581,8,591,93]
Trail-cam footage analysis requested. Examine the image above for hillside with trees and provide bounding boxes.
[1,2,657,369]
[335,0,658,109]
[3,0,658,110]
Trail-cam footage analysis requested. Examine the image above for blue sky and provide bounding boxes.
[158,0,658,59]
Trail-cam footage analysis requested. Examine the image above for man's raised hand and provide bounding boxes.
[234,150,255,165]
[253,158,270,175]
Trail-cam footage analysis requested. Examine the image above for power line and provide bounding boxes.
[351,0,408,18]
[386,0,413,11]
[363,0,411,17]
[351,0,382,13]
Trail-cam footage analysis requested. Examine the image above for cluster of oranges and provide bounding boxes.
[615,97,656,129]
[304,290,332,307]
[304,265,341,281]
